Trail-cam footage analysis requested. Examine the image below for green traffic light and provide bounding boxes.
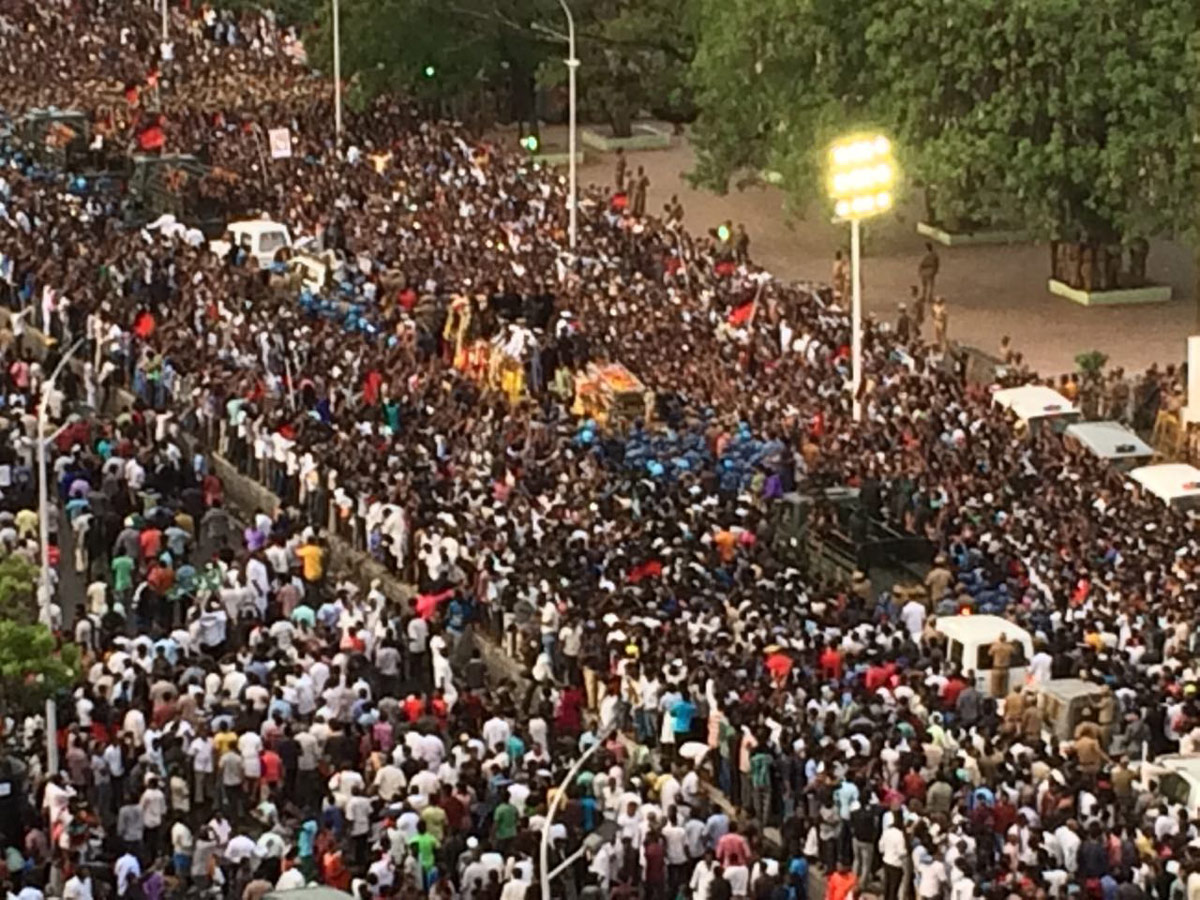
[521,135,539,152]
[717,224,731,241]
[423,65,436,78]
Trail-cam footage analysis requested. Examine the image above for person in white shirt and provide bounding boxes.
[239,730,264,789]
[140,778,168,855]
[114,853,141,898]
[879,822,908,900]
[188,731,215,806]
[275,868,306,891]
[916,849,947,899]
[62,872,94,900]
[690,853,718,900]
[1054,820,1082,873]
[170,820,194,878]
[949,862,976,900]
[482,715,511,752]
[723,863,750,899]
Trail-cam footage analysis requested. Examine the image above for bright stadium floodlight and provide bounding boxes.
[826,132,897,422]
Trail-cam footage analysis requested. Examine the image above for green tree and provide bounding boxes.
[691,0,1200,280]
[0,622,80,719]
[538,0,697,137]
[303,0,696,137]
[863,0,1021,230]
[304,0,549,128]
[688,0,882,215]
[0,555,38,625]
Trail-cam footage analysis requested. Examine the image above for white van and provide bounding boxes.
[992,385,1080,434]
[1142,755,1200,814]
[934,614,1033,697]
[1128,463,1200,512]
[1064,421,1154,471]
[209,219,293,268]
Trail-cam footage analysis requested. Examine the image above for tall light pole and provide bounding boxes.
[160,0,168,46]
[332,0,343,145]
[827,134,896,422]
[559,0,578,251]
[37,338,85,776]
[540,725,613,900]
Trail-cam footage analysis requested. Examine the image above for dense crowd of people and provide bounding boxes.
[0,3,1199,900]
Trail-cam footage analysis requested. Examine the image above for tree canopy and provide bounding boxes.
[0,621,81,719]
[0,555,81,719]
[0,555,38,626]
[690,0,1200,245]
[299,0,696,135]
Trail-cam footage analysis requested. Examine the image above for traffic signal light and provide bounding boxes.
[717,224,731,242]
[520,135,539,153]
[423,65,436,78]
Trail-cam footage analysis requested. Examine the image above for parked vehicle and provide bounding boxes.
[934,614,1033,696]
[209,218,293,268]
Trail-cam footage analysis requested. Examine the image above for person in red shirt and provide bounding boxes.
[403,693,425,723]
[139,526,163,561]
[818,643,843,681]
[826,861,857,900]
[321,848,350,891]
[900,766,926,803]
[865,660,896,692]
[260,747,283,799]
[766,647,794,684]
[714,822,751,867]
[556,684,584,735]
[941,672,968,709]
[146,562,174,597]
[992,794,1018,836]
[430,691,449,727]
[437,785,468,833]
[642,832,667,898]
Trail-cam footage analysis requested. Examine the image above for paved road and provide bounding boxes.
[54,500,225,632]
[524,123,1197,375]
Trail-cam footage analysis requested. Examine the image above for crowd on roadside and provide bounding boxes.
[1,3,1200,900]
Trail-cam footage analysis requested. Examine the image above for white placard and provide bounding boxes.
[267,127,293,160]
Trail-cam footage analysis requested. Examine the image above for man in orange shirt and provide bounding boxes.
[713,528,737,563]
[826,859,858,900]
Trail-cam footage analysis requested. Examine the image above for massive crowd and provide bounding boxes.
[0,3,1198,900]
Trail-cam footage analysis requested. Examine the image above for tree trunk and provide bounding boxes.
[923,186,937,226]
[609,102,633,139]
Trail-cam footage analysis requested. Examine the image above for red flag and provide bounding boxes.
[727,300,755,326]
[628,560,663,584]
[136,124,165,152]
[132,310,155,338]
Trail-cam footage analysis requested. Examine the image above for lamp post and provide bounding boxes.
[160,0,168,46]
[332,0,342,146]
[37,338,85,776]
[540,725,613,900]
[559,0,578,251]
[534,4,579,252]
[826,133,896,422]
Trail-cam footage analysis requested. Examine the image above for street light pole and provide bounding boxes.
[161,0,168,46]
[559,0,578,251]
[37,338,84,777]
[850,218,863,422]
[332,0,343,146]
[826,133,896,424]
[540,726,613,900]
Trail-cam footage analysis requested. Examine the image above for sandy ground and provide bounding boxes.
[523,125,1196,376]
